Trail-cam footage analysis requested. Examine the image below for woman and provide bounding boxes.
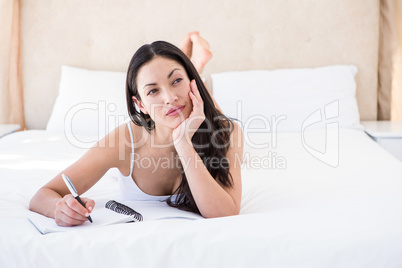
[29,33,244,226]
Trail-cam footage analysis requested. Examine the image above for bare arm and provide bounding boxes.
[175,121,243,218]
[29,123,130,226]
[172,80,243,218]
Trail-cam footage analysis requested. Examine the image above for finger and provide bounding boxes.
[55,198,88,226]
[191,80,202,99]
[191,84,204,113]
[189,83,202,107]
[81,197,95,213]
[61,196,89,220]
[55,210,87,226]
[189,91,202,112]
[189,90,197,102]
[190,90,204,112]
[190,80,198,95]
[65,195,91,218]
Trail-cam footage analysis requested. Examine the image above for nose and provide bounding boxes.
[163,88,178,105]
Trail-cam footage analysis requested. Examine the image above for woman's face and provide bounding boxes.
[134,57,193,129]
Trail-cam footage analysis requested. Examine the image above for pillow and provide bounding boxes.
[211,65,361,133]
[47,66,129,138]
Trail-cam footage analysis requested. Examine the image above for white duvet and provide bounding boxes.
[1,128,402,268]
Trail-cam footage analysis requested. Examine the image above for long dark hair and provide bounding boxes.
[126,41,234,215]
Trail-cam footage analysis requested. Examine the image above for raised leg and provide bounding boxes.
[179,31,196,59]
[179,32,220,112]
[189,32,212,74]
[179,31,212,74]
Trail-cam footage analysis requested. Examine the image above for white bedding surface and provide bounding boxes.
[1,129,402,267]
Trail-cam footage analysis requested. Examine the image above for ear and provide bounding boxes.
[132,96,148,114]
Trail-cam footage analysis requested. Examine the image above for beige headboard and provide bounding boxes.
[21,0,379,129]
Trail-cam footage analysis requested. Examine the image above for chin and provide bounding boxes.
[171,113,188,128]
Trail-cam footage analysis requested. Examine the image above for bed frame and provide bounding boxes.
[20,0,380,129]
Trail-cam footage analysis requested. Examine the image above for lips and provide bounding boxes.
[166,105,185,116]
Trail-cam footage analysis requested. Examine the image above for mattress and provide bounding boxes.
[1,128,402,267]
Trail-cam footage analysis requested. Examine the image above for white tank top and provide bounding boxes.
[117,121,177,202]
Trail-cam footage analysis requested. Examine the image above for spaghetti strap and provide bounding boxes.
[117,121,178,202]
[126,121,135,177]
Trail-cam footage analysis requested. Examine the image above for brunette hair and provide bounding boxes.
[126,41,234,214]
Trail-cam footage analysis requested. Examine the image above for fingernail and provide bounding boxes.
[88,206,93,212]
[85,212,89,217]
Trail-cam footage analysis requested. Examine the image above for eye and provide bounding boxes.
[173,78,182,84]
[147,89,158,96]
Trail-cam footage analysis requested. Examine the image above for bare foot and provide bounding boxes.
[189,32,212,74]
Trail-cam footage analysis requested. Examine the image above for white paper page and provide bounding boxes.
[123,200,204,221]
[28,199,204,234]
[28,202,134,234]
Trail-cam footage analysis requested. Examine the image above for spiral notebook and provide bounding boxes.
[28,199,204,235]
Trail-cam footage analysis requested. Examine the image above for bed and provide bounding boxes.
[2,127,402,267]
[2,0,402,267]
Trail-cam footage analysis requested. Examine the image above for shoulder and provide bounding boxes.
[95,121,149,157]
[105,121,149,149]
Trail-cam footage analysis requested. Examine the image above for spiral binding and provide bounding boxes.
[105,200,143,222]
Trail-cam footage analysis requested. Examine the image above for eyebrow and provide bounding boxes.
[167,68,180,79]
[143,82,157,90]
[143,68,181,90]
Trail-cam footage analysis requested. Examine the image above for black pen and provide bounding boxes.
[62,174,93,223]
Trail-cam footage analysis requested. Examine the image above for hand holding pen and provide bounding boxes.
[54,174,94,226]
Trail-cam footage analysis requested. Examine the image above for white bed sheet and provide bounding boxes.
[1,129,402,267]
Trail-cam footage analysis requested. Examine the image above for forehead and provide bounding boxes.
[137,57,184,83]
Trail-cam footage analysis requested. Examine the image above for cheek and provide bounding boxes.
[146,104,164,118]
[181,87,191,101]
[180,90,192,113]
[140,100,159,117]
